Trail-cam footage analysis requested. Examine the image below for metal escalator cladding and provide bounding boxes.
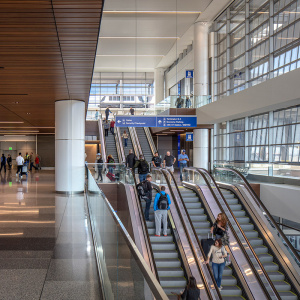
[140,193,187,297]
[220,188,298,300]
[135,127,153,163]
[177,186,244,299]
[104,133,119,163]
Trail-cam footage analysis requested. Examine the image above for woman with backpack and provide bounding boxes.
[211,212,229,246]
[204,238,227,290]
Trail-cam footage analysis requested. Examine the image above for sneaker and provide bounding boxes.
[164,235,167,237]
[155,235,160,237]
[219,286,223,290]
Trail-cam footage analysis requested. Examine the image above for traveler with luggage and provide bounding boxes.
[154,186,171,236]
[211,212,229,246]
[133,155,149,182]
[136,174,152,221]
[95,153,103,182]
[204,238,227,290]
[0,154,7,173]
[163,151,176,173]
[7,154,12,170]
[122,130,129,148]
[178,149,189,181]
[172,276,200,300]
[152,152,162,168]
[126,149,136,169]
[16,153,24,177]
[104,120,109,136]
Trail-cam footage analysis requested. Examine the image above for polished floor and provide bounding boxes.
[0,170,102,300]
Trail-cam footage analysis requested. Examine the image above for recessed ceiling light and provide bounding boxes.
[4,135,26,137]
[26,113,31,115]
[103,10,201,14]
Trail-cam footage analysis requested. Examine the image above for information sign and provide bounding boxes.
[186,133,193,141]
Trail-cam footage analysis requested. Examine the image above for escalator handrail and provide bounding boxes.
[187,167,278,300]
[114,127,123,164]
[162,169,222,299]
[115,127,125,163]
[86,169,168,300]
[215,167,300,265]
[128,127,142,157]
[144,127,157,156]
[276,223,300,233]
[128,168,160,282]
[152,168,217,300]
[132,127,143,157]
[98,118,107,162]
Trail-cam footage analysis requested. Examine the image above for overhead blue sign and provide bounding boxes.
[186,133,193,141]
[186,70,193,78]
[116,115,197,128]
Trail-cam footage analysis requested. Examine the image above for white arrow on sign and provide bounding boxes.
[158,120,162,124]
[117,120,121,123]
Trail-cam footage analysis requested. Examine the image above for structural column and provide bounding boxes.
[193,129,209,169]
[55,100,85,193]
[194,22,209,96]
[154,67,165,104]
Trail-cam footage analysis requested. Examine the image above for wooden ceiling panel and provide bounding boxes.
[0,0,103,134]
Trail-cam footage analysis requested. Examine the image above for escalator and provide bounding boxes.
[210,167,300,299]
[119,127,134,157]
[105,131,119,163]
[135,127,153,163]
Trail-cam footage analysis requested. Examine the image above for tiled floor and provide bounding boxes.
[0,170,102,300]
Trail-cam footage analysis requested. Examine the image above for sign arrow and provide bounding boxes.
[117,120,121,123]
[158,120,162,124]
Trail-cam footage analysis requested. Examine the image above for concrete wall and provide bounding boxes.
[85,121,99,137]
[37,135,55,167]
[260,183,300,224]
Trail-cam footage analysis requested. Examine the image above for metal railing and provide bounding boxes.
[98,118,106,162]
[144,127,157,156]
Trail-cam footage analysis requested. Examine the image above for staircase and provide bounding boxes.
[141,192,186,298]
[135,127,153,163]
[220,188,297,300]
[178,186,243,299]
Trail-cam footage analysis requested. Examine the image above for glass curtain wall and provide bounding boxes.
[214,104,300,178]
[213,0,300,100]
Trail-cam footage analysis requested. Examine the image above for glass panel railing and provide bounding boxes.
[86,163,125,183]
[86,168,168,300]
[213,167,300,268]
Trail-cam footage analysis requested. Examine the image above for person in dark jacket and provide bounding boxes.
[95,153,103,181]
[174,276,200,300]
[133,155,149,182]
[0,154,7,173]
[139,174,152,221]
[152,152,162,168]
[7,154,12,170]
[126,149,136,169]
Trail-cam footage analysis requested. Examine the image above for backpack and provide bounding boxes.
[137,180,148,197]
[138,160,149,174]
[157,192,168,210]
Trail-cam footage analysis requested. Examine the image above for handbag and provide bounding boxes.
[221,246,231,266]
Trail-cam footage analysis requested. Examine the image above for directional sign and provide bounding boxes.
[186,70,193,78]
[115,115,197,128]
[186,133,193,141]
[156,116,197,128]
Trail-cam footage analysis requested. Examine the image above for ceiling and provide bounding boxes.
[0,0,103,135]
[94,0,213,73]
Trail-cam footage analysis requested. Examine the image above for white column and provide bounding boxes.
[194,22,209,96]
[55,100,85,193]
[193,129,209,169]
[154,67,165,104]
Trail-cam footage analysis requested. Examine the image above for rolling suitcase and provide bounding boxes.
[201,233,215,258]
[106,171,115,182]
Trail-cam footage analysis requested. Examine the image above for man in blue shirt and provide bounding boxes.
[153,186,171,236]
[178,149,189,181]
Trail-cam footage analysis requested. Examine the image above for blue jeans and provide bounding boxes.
[108,167,114,174]
[179,164,187,181]
[124,138,128,147]
[139,173,147,182]
[212,262,226,288]
[144,198,152,221]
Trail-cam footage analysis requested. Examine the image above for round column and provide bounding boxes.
[194,22,209,96]
[193,129,209,169]
[154,67,165,104]
[55,100,85,193]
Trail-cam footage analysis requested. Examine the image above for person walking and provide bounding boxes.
[205,239,227,290]
[7,154,12,170]
[95,153,103,181]
[122,130,129,148]
[0,154,7,173]
[104,120,109,136]
[163,151,176,173]
[137,174,152,221]
[110,119,115,135]
[35,155,41,170]
[129,107,134,115]
[107,154,115,175]
[126,149,136,169]
[178,149,189,181]
[16,153,24,177]
[133,155,149,182]
[29,152,38,171]
[154,186,171,237]
[152,152,162,168]
[186,96,192,108]
[211,212,229,246]
[173,276,200,299]
[105,106,112,120]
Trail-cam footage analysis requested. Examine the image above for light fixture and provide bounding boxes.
[26,113,31,115]
[4,135,26,137]
[0,127,54,129]
[170,129,185,132]
[156,134,168,135]
[103,10,201,14]
[0,121,24,124]
[2,130,39,133]
[96,54,164,57]
[99,36,179,39]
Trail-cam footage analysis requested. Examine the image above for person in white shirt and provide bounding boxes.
[16,153,24,177]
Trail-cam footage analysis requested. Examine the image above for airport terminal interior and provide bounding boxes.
[1,0,300,299]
